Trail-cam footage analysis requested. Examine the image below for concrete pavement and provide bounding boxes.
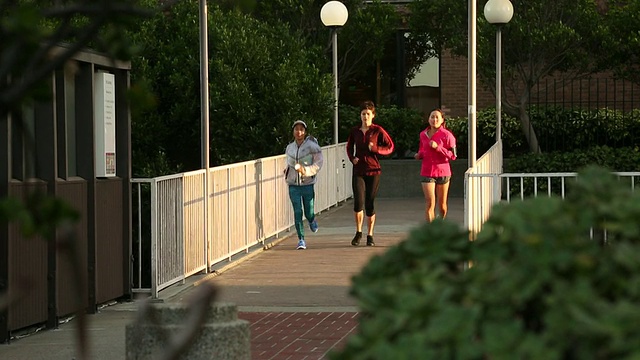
[0,196,464,360]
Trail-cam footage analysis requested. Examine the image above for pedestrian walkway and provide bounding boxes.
[0,197,464,360]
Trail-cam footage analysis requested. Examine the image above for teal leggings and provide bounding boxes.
[288,185,315,239]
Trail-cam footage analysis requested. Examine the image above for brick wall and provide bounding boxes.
[440,51,494,118]
[439,51,640,117]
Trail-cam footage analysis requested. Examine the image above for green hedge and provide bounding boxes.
[529,107,640,152]
[338,104,424,158]
[447,106,640,158]
[341,104,640,169]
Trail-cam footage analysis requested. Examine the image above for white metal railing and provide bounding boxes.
[465,143,640,237]
[464,140,503,238]
[501,172,639,200]
[131,143,352,298]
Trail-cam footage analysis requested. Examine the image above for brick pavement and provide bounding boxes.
[239,312,358,360]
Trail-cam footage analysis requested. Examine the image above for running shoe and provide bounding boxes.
[309,219,319,233]
[296,239,307,250]
[366,235,375,246]
[351,232,362,246]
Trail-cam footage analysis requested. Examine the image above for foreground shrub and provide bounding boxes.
[332,166,640,360]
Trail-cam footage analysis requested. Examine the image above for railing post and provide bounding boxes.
[204,170,209,272]
[136,183,143,292]
[150,179,158,299]
[227,167,232,261]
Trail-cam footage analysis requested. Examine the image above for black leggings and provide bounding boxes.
[352,174,380,216]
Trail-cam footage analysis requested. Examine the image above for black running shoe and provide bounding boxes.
[351,232,362,246]
[366,235,375,246]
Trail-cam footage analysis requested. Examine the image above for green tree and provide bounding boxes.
[130,1,334,172]
[409,0,606,153]
[0,0,168,119]
[239,0,401,91]
[601,0,640,85]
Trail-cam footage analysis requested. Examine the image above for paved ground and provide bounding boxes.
[0,197,464,360]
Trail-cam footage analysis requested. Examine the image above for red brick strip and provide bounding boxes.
[239,312,359,360]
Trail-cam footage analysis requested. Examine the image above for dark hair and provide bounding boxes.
[360,100,376,114]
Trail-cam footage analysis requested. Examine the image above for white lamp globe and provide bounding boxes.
[321,1,349,27]
[484,0,514,25]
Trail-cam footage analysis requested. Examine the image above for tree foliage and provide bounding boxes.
[0,0,169,118]
[601,0,640,85]
[249,0,401,87]
[408,0,607,153]
[130,1,334,173]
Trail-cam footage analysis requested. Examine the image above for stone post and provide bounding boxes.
[125,302,250,360]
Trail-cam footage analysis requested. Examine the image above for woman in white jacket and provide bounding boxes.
[284,120,324,249]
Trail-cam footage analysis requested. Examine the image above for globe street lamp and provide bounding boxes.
[484,0,514,142]
[321,1,348,144]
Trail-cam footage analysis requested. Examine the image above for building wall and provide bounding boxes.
[7,183,49,331]
[0,47,132,342]
[440,51,494,117]
[439,51,640,117]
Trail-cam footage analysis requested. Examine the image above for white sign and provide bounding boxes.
[94,71,116,177]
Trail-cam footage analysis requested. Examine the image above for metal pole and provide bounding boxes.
[199,0,210,272]
[468,0,477,168]
[332,28,339,145]
[496,26,502,142]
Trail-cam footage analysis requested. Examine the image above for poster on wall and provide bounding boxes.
[94,71,116,177]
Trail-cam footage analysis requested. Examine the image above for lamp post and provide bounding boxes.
[484,0,513,142]
[321,1,348,144]
[199,0,210,271]
[469,0,477,168]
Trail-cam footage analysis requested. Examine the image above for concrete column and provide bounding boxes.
[126,302,250,360]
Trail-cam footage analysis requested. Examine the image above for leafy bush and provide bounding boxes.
[447,106,640,159]
[375,106,424,158]
[447,108,526,159]
[529,106,640,152]
[338,103,361,142]
[339,104,424,158]
[332,166,640,360]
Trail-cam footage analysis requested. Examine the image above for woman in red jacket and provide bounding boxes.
[346,100,395,246]
[414,108,457,222]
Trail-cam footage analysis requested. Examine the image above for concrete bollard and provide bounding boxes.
[125,302,250,360]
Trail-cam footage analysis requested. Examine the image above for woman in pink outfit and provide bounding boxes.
[414,109,457,222]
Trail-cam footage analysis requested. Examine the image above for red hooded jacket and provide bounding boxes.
[346,124,395,176]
